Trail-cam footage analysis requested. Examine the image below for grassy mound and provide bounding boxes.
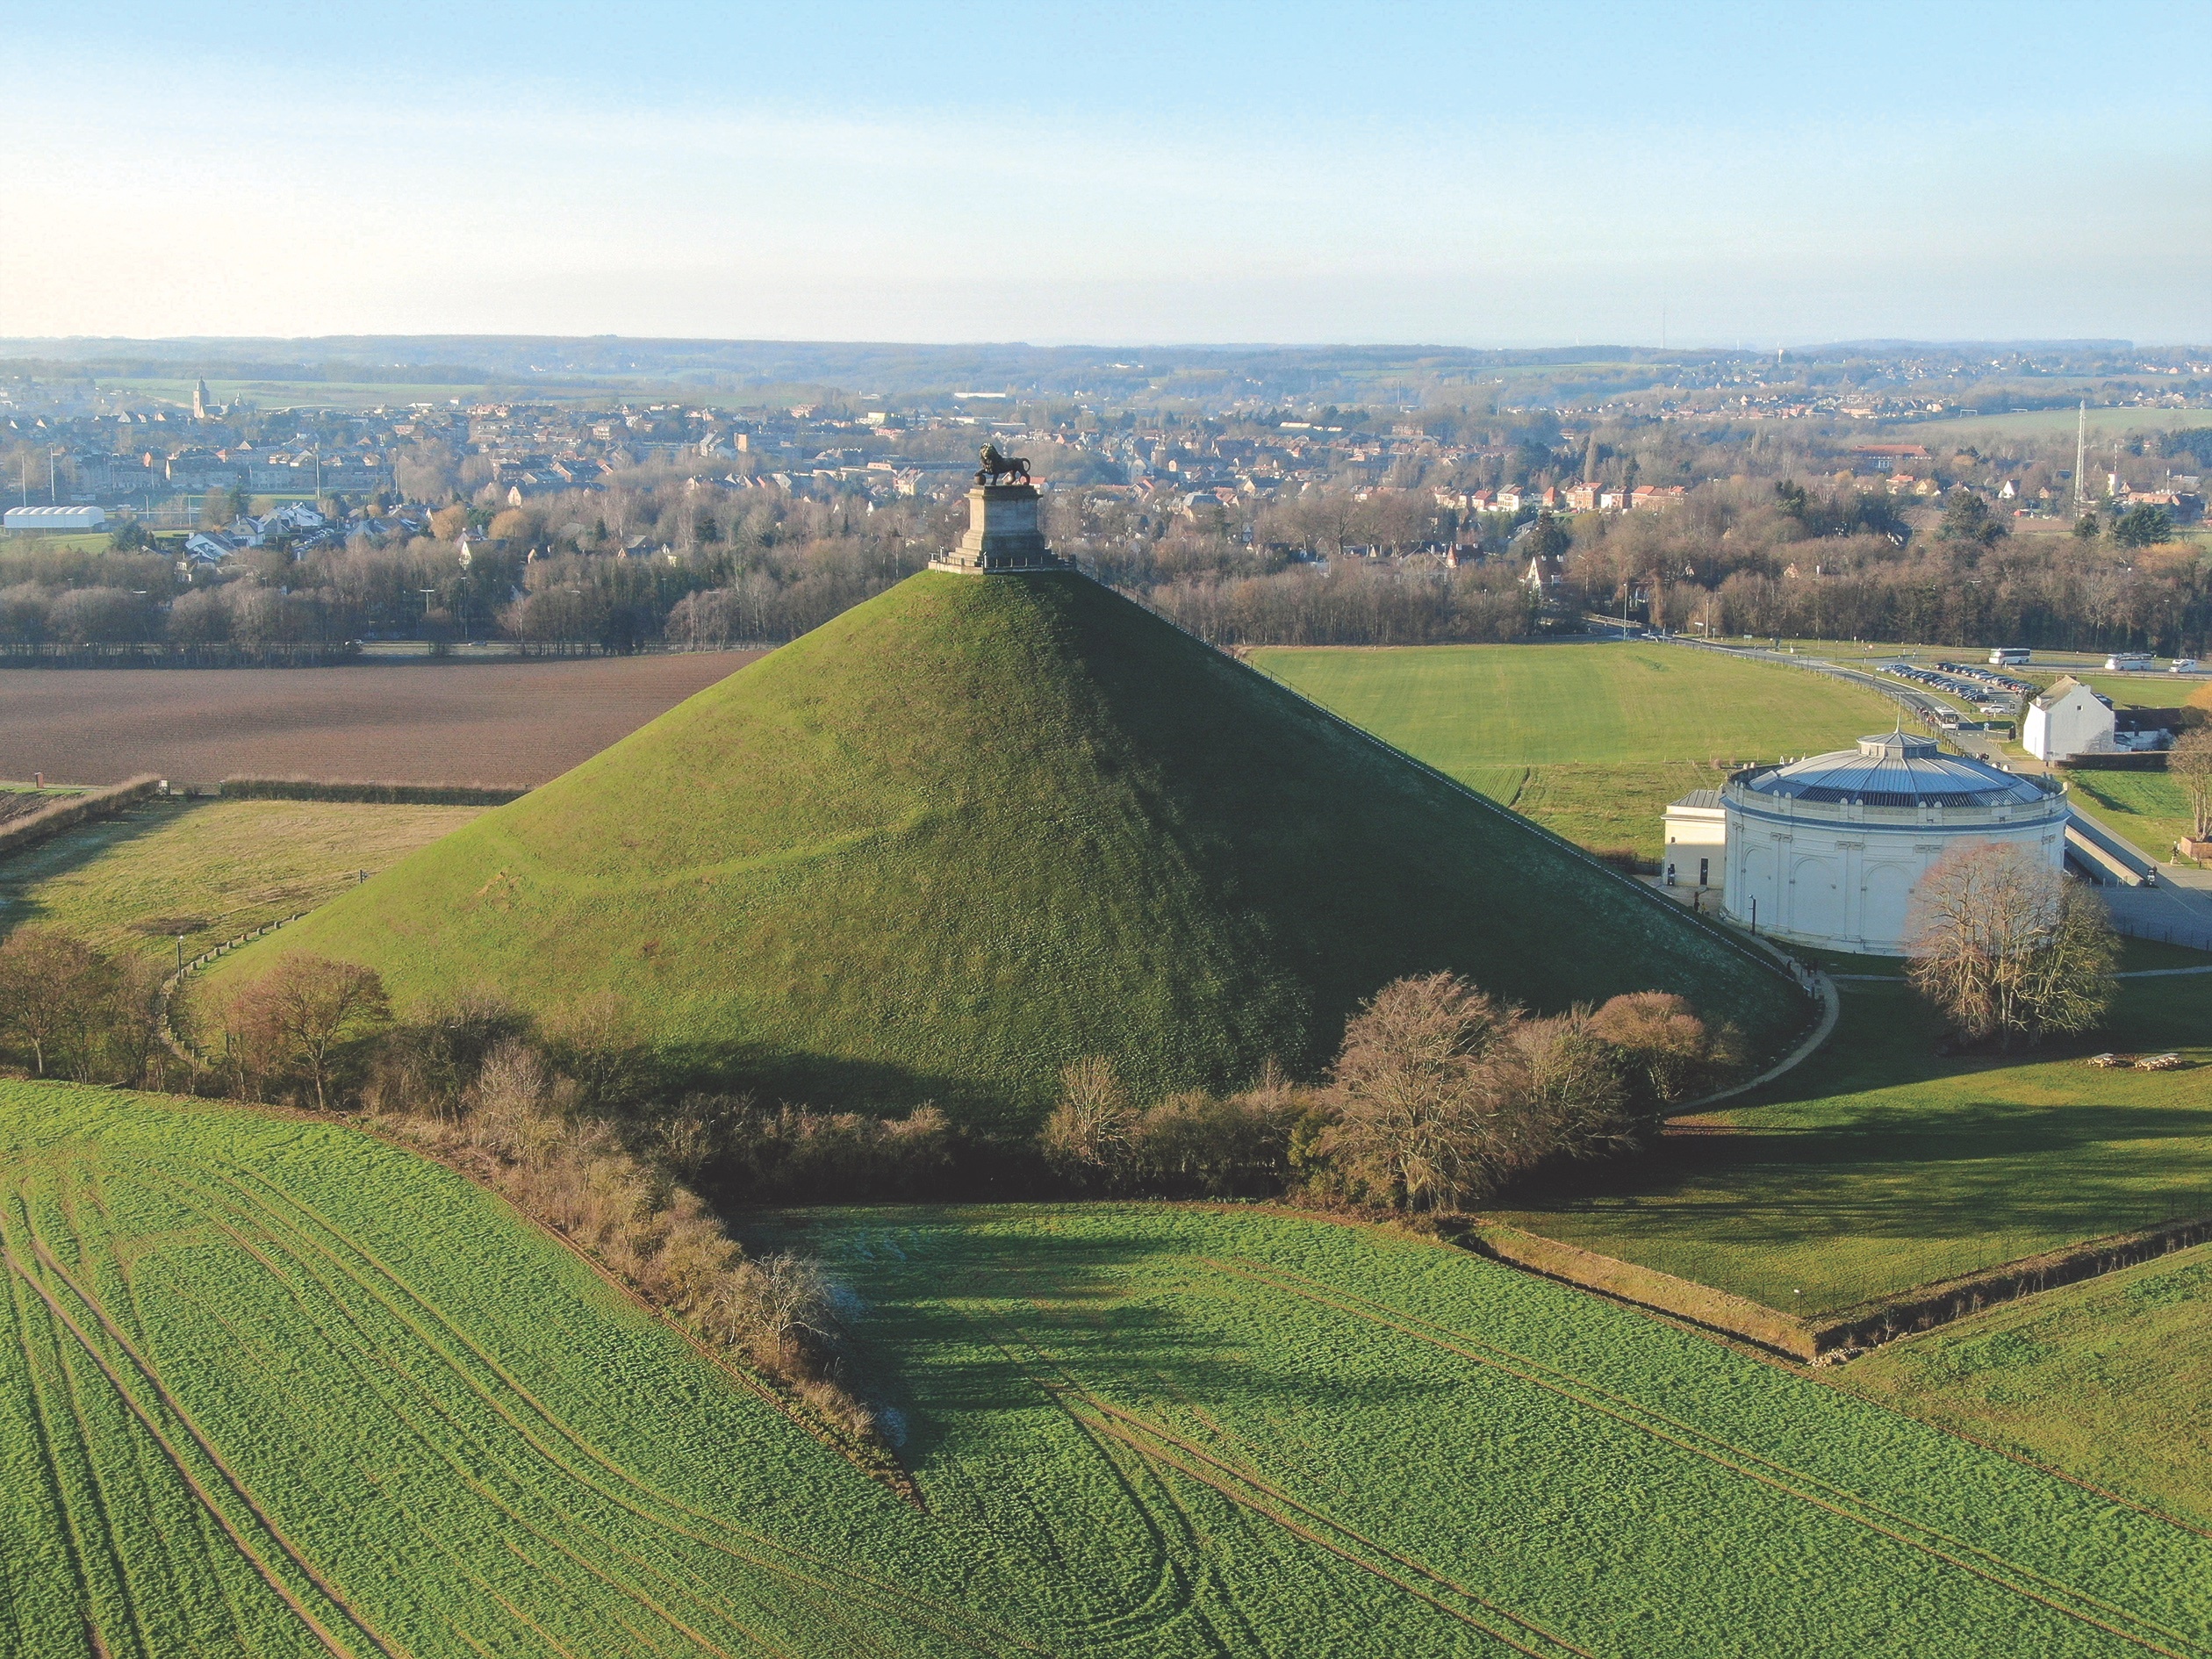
[210,571,1806,1124]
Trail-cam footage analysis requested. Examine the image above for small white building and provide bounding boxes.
[4,505,106,532]
[2022,676,2116,762]
[1715,731,2068,954]
[1662,789,1727,891]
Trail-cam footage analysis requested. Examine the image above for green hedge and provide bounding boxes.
[219,777,528,806]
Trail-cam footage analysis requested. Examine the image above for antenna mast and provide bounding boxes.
[2073,400,2088,514]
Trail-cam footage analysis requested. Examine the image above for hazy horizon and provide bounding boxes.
[5,2,2207,346]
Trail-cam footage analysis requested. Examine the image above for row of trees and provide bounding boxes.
[1043,980,1740,1210]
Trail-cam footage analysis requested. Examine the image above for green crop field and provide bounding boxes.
[1491,966,2212,1314]
[0,797,485,966]
[768,1203,2212,1656]
[9,1081,2208,1655]
[0,1082,1028,1658]
[1902,406,2212,443]
[205,574,1808,1123]
[1834,1240,2212,1531]
[1247,641,1900,858]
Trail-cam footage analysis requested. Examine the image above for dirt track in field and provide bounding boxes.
[0,653,763,788]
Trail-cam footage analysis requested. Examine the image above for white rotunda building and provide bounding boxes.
[1720,731,2068,954]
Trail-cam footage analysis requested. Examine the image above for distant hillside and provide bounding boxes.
[206,571,1808,1125]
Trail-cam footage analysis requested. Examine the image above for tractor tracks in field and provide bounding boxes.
[1202,1256,2211,1659]
[140,1155,1045,1659]
[949,1268,1597,1659]
[0,1195,401,1659]
[7,1149,1050,1659]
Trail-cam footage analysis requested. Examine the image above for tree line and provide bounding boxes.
[3,463,2203,659]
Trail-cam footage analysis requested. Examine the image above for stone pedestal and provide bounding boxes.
[930,485,1060,572]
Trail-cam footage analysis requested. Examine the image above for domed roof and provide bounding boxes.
[1735,731,2058,809]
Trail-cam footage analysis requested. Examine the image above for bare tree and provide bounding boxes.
[0,929,112,1078]
[2172,728,2212,844]
[1588,992,1740,1112]
[1512,1009,1637,1160]
[738,1251,837,1368]
[1040,1056,1137,1184]
[1905,844,2117,1048]
[1324,972,1531,1210]
[231,952,391,1110]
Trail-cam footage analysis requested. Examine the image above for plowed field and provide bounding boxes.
[0,653,759,789]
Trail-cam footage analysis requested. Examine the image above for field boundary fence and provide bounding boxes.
[156,910,313,1063]
[1473,1211,2212,1365]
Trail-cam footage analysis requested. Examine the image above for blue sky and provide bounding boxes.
[3,2,2206,345]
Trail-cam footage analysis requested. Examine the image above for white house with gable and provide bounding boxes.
[2022,676,2116,762]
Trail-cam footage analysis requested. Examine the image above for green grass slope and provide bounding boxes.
[9,1082,2209,1656]
[208,572,1806,1124]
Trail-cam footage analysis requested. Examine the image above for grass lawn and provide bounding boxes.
[205,575,1808,1124]
[1248,641,1900,859]
[2064,768,2200,864]
[1490,965,2212,1315]
[1834,1241,2212,1531]
[0,531,116,554]
[0,796,485,965]
[2040,673,2208,708]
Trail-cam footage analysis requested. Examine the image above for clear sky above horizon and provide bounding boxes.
[4,1,2206,348]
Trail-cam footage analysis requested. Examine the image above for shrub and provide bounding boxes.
[1322,972,1533,1210]
[1589,992,1743,1117]
[219,777,527,806]
[1041,1056,1138,1186]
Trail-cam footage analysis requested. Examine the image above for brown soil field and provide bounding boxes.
[0,652,763,788]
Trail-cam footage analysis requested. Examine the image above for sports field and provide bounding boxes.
[1248,641,1900,858]
[0,797,484,966]
[1491,966,2212,1314]
[7,1081,2208,1656]
[1835,1240,2212,1530]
